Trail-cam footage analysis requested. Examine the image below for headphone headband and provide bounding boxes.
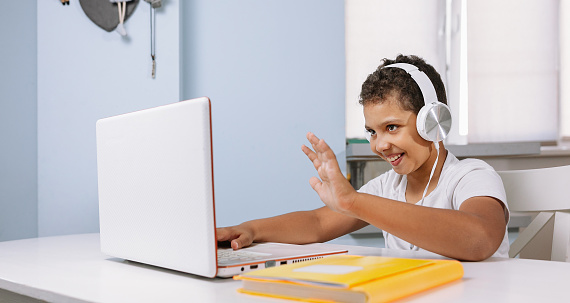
[383,63,438,105]
[376,62,451,143]
[373,63,448,206]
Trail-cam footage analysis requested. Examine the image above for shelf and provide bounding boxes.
[347,142,541,161]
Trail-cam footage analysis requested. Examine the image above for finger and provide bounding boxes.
[217,228,242,244]
[317,161,330,182]
[316,138,332,156]
[231,239,241,250]
[306,131,319,141]
[306,133,339,174]
[216,228,231,241]
[305,133,325,160]
[313,158,322,171]
[231,233,252,250]
[316,139,338,165]
[306,132,321,148]
[309,176,322,192]
[312,138,331,159]
[301,145,317,162]
[302,145,323,172]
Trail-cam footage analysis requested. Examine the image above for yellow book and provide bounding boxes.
[234,255,463,303]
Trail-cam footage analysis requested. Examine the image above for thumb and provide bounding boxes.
[231,239,241,250]
[231,233,252,250]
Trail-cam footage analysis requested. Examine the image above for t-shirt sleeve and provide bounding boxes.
[453,167,509,222]
[357,176,381,195]
[357,172,388,196]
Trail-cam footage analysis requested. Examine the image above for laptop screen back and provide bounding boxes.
[96,97,218,277]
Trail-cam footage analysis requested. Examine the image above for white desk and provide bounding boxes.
[0,234,568,303]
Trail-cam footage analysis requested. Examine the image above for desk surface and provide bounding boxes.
[0,234,568,303]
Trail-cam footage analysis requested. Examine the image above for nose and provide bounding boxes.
[371,135,390,155]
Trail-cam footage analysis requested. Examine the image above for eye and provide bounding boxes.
[364,128,375,142]
[387,125,398,132]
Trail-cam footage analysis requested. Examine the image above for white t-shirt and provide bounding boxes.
[358,151,510,258]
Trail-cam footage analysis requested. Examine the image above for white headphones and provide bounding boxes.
[386,63,452,142]
[366,63,453,240]
[364,63,452,143]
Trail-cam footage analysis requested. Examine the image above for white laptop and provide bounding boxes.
[96,97,347,278]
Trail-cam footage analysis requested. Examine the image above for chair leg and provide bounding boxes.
[551,211,570,262]
[509,212,554,258]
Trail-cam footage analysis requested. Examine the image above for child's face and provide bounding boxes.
[364,97,434,176]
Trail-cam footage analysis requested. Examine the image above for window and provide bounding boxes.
[561,1,570,140]
[346,0,567,145]
[345,0,446,139]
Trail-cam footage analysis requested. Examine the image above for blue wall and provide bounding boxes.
[181,1,346,227]
[37,0,181,236]
[0,1,38,241]
[1,0,345,239]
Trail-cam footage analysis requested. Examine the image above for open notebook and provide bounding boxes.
[96,97,347,278]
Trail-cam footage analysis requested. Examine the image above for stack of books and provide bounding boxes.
[235,255,463,303]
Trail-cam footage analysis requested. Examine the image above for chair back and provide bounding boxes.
[498,165,570,261]
[499,165,570,212]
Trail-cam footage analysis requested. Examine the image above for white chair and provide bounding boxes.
[498,165,570,261]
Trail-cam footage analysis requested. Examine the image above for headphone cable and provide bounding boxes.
[419,142,440,206]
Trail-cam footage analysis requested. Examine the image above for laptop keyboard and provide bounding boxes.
[217,248,271,262]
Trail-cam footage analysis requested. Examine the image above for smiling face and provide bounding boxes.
[364,95,435,178]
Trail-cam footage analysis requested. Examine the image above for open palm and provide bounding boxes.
[302,132,357,214]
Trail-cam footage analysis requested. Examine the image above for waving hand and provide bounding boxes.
[301,132,358,215]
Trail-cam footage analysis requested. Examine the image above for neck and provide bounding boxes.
[407,142,447,189]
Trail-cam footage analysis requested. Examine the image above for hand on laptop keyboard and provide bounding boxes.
[216,225,254,250]
[217,248,270,262]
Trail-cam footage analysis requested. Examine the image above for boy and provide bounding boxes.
[217,55,509,261]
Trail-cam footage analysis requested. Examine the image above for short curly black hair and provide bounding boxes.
[359,54,447,114]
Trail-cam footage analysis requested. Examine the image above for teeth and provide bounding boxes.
[386,153,403,162]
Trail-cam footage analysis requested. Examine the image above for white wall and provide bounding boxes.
[33,0,345,236]
[0,1,38,241]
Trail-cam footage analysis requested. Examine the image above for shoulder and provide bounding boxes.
[442,154,502,188]
[444,154,496,177]
[441,152,507,209]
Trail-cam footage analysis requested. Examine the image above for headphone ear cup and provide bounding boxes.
[416,102,452,142]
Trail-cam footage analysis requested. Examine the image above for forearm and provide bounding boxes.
[243,207,366,245]
[241,211,324,244]
[349,193,505,261]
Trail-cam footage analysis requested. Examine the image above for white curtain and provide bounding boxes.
[466,0,559,143]
[346,0,563,144]
[345,0,446,139]
[561,1,570,140]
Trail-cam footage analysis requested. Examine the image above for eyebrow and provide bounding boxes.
[365,118,405,129]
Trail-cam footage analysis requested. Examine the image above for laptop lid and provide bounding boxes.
[97,97,218,277]
[97,97,348,278]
